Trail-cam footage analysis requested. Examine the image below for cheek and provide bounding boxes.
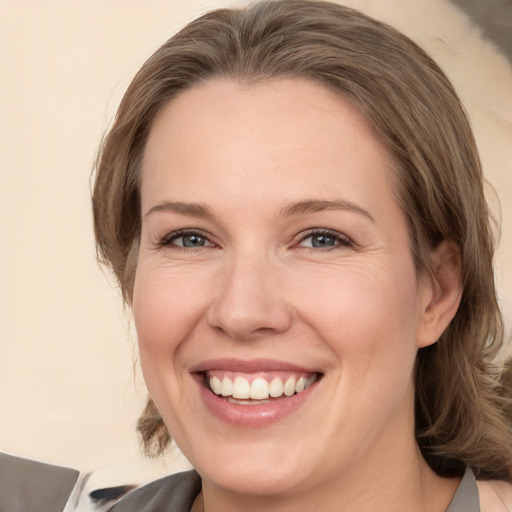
[131,263,211,428]
[293,260,422,367]
[133,265,200,371]
[324,265,422,420]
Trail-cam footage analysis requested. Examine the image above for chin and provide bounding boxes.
[200,461,306,497]
[187,439,313,496]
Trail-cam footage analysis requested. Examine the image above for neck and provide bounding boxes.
[195,445,459,512]
[194,385,460,512]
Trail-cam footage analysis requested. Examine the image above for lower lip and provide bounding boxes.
[195,375,317,427]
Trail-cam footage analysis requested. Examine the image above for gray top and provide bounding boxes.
[447,468,480,512]
[107,470,201,512]
[108,467,480,512]
[0,452,79,512]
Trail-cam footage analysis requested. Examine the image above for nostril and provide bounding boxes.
[205,276,293,340]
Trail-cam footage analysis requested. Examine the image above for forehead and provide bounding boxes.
[141,78,397,218]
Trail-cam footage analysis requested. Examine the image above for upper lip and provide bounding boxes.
[188,358,319,374]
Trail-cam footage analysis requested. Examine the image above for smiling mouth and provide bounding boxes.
[200,371,320,404]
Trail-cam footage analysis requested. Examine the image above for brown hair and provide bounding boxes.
[92,0,511,479]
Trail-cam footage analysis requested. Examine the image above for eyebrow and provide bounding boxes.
[144,201,214,219]
[279,199,375,222]
[144,198,374,222]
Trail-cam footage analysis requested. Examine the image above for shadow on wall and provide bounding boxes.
[448,0,512,63]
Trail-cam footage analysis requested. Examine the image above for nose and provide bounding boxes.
[206,253,293,341]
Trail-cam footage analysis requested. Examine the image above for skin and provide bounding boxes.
[478,480,512,511]
[134,78,463,512]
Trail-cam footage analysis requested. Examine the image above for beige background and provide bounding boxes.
[1,0,511,474]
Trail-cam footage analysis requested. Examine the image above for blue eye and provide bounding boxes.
[298,230,351,249]
[160,230,213,248]
[309,234,336,248]
[175,234,209,247]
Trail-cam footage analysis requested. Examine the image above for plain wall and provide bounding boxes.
[1,0,511,472]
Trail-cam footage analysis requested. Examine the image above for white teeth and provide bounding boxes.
[227,397,271,405]
[210,376,222,395]
[306,375,317,388]
[250,377,270,399]
[221,376,233,396]
[209,374,317,400]
[269,376,284,397]
[232,376,251,399]
[283,376,296,396]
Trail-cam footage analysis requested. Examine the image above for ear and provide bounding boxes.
[416,240,463,348]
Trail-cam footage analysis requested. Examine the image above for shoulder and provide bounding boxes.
[0,452,79,512]
[107,470,201,512]
[478,479,512,512]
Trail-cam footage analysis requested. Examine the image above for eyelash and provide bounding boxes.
[156,229,215,250]
[155,228,353,251]
[295,229,353,250]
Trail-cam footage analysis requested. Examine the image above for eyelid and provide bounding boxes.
[156,228,217,249]
[294,228,353,249]
[153,227,353,251]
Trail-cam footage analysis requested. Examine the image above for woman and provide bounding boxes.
[93,1,512,510]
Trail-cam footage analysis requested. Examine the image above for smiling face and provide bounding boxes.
[134,78,435,502]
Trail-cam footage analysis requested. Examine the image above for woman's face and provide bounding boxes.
[134,79,434,497]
